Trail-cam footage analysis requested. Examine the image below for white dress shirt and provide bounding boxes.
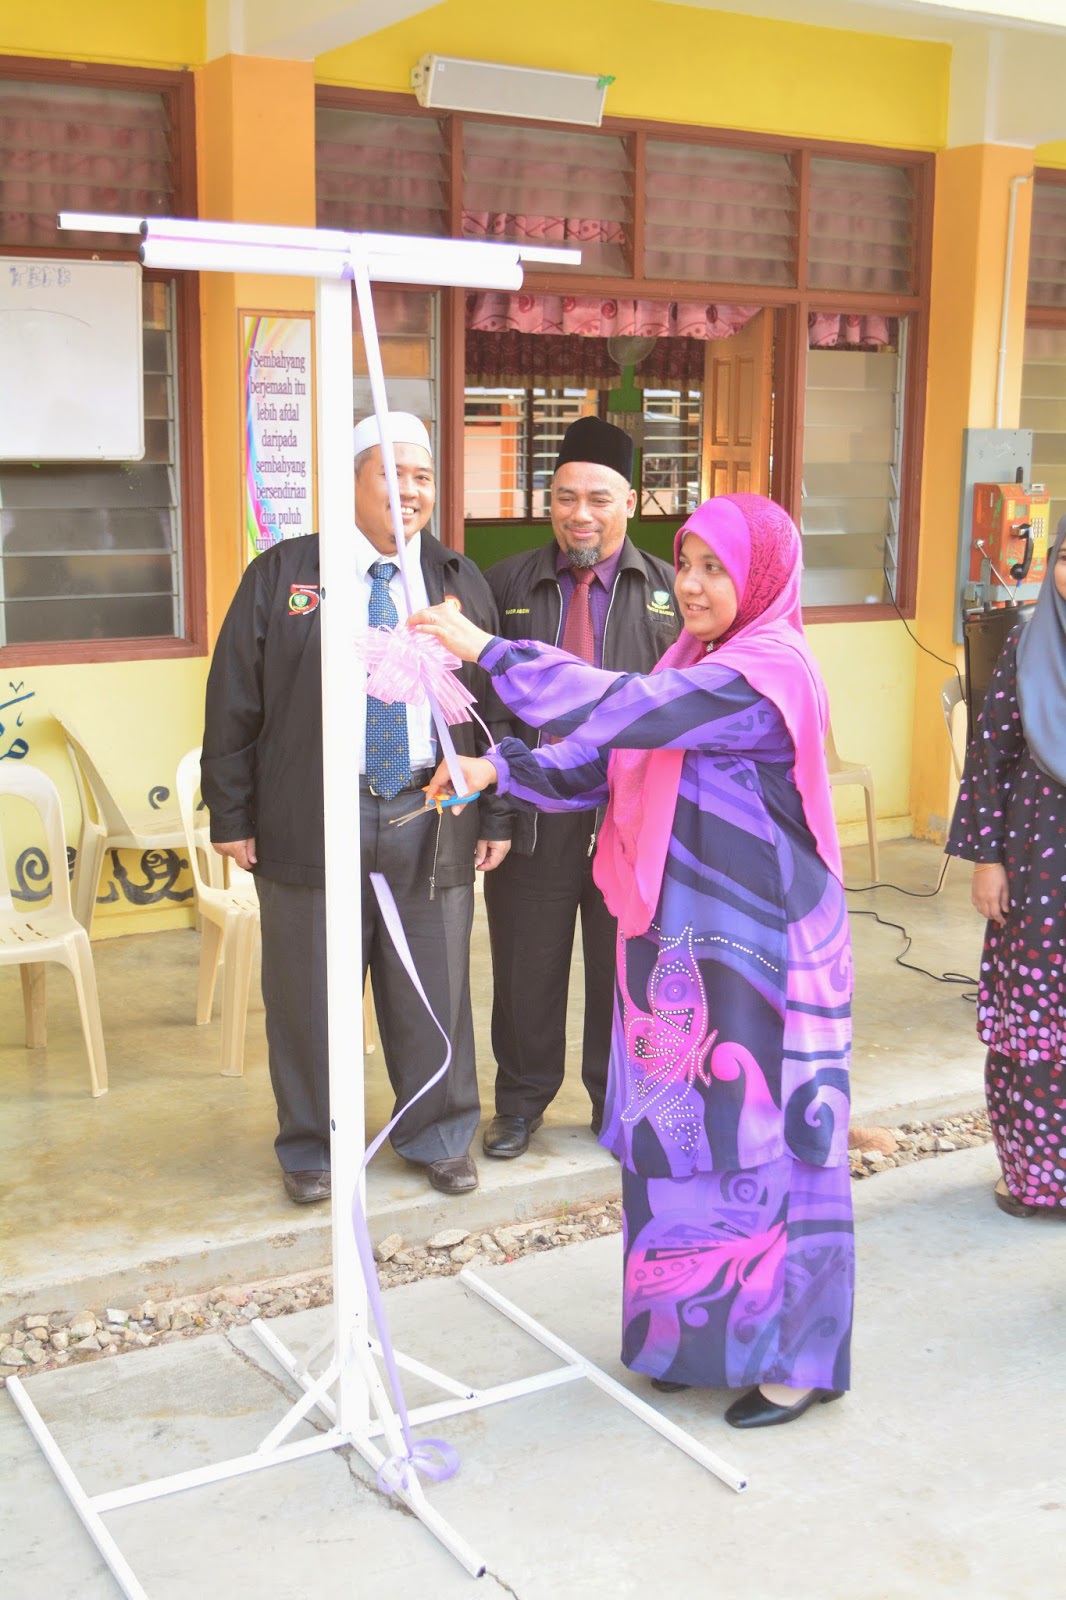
[354,527,435,774]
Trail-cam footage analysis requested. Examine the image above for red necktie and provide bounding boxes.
[560,568,596,664]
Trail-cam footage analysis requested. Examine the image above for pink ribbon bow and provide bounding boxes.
[359,625,478,727]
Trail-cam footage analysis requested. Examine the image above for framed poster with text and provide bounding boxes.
[240,311,316,563]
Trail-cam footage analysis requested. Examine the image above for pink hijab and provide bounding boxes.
[593,494,843,937]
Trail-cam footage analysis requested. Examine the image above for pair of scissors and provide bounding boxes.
[389,789,483,827]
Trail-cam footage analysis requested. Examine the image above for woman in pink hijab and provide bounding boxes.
[414,494,854,1429]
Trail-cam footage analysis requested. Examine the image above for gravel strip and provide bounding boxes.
[1,1108,993,1387]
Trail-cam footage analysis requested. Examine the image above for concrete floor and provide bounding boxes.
[0,840,989,1318]
[2,1144,1062,1600]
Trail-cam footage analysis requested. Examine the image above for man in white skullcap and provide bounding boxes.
[203,412,509,1202]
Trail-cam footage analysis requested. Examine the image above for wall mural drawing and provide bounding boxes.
[0,679,33,762]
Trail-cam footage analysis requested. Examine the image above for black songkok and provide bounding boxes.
[554,415,634,485]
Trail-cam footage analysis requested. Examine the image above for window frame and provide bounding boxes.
[1027,167,1066,332]
[316,87,932,623]
[0,54,203,668]
[463,385,607,524]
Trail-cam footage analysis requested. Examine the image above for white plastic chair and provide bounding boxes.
[941,675,967,782]
[176,748,377,1073]
[826,723,879,881]
[0,763,108,1096]
[177,748,260,1078]
[52,709,191,932]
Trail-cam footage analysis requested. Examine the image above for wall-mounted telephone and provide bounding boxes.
[967,479,1050,606]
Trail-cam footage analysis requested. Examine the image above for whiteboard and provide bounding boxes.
[0,258,144,461]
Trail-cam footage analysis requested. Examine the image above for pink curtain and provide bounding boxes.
[465,296,762,389]
[808,313,896,349]
[466,331,624,390]
[462,210,624,252]
[466,292,760,341]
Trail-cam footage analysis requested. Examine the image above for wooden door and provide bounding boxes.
[701,310,773,499]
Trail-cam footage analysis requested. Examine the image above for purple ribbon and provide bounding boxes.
[352,871,462,1496]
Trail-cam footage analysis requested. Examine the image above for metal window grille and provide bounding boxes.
[640,391,702,518]
[464,387,598,519]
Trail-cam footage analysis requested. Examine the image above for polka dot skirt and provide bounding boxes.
[947,627,1065,1208]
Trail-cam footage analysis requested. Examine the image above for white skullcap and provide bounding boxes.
[352,411,432,458]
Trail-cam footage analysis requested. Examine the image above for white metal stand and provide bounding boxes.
[6,215,747,1599]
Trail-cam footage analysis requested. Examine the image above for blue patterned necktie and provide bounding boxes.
[365,561,411,799]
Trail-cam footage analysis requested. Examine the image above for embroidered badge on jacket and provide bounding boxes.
[289,584,320,616]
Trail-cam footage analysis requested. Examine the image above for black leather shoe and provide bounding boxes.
[651,1377,690,1393]
[725,1385,844,1429]
[426,1155,479,1194]
[590,1108,604,1136]
[282,1169,331,1205]
[482,1114,543,1159]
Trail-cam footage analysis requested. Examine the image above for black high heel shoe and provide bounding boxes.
[650,1377,691,1393]
[724,1385,844,1429]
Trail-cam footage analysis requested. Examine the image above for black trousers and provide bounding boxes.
[256,785,480,1173]
[483,808,616,1122]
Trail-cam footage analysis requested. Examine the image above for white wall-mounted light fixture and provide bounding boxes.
[411,54,613,127]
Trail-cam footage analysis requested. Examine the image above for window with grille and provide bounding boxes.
[807,159,916,295]
[464,388,600,519]
[640,392,702,518]
[801,318,906,607]
[1021,326,1066,534]
[0,276,182,645]
[316,107,448,237]
[1027,179,1066,310]
[0,78,176,251]
[461,122,629,274]
[644,142,796,285]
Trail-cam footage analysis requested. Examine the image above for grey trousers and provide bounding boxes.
[256,789,480,1172]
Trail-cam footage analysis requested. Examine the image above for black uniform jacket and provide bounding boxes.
[202,532,510,891]
[483,535,681,854]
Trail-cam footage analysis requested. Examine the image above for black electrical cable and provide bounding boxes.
[845,852,952,899]
[847,905,978,995]
[883,565,966,701]
[845,855,979,994]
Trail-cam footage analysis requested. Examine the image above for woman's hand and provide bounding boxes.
[971,862,1009,926]
[407,601,493,664]
[426,754,499,814]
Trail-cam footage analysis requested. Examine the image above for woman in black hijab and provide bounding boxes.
[946,518,1066,1217]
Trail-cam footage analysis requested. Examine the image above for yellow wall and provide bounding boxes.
[911,143,1036,840]
[1037,139,1066,169]
[318,0,950,149]
[808,622,917,842]
[0,1,205,68]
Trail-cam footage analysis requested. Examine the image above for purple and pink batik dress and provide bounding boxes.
[483,638,855,1393]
